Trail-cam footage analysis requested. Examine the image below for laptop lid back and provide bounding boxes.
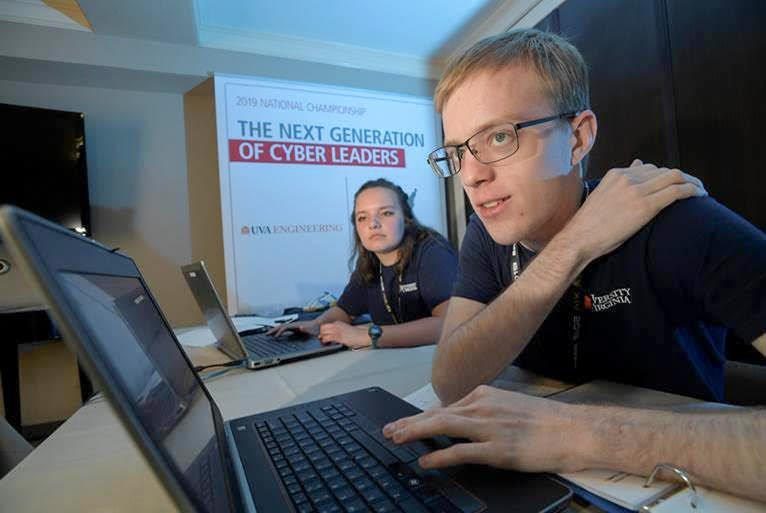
[0,206,241,513]
[181,261,248,361]
[0,240,46,312]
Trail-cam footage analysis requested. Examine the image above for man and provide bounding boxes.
[384,29,766,502]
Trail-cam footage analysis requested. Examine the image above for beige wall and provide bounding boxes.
[0,79,201,327]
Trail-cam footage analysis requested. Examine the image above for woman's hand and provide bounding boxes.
[267,319,319,337]
[319,321,371,349]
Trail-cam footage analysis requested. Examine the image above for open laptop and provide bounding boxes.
[0,239,45,312]
[181,260,344,370]
[0,205,572,513]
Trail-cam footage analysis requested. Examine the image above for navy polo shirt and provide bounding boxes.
[337,235,458,326]
[453,190,766,401]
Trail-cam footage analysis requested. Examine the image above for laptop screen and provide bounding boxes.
[183,264,246,359]
[58,270,234,512]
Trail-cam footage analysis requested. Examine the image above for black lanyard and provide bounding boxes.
[379,263,401,324]
[510,181,590,370]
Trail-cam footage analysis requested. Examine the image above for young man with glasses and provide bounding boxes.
[383,29,766,502]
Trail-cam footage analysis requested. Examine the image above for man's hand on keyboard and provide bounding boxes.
[382,385,586,474]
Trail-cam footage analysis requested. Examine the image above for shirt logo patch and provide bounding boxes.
[399,282,418,293]
[585,288,631,312]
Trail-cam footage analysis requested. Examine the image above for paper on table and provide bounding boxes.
[404,383,441,410]
[647,486,766,513]
[173,314,300,348]
[174,326,216,347]
[558,469,680,511]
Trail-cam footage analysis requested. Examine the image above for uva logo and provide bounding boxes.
[587,288,632,312]
[240,224,343,235]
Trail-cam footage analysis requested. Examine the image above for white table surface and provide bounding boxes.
[0,325,437,512]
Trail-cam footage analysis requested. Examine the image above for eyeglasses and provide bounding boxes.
[426,111,579,178]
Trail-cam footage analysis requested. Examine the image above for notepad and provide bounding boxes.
[558,469,680,511]
[647,486,765,513]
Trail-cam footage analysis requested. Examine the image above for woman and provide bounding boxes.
[272,178,457,349]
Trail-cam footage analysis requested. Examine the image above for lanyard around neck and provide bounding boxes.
[379,262,402,324]
[510,180,590,369]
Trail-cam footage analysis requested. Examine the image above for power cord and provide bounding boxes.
[193,358,247,373]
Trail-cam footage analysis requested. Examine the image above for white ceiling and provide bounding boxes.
[0,0,564,79]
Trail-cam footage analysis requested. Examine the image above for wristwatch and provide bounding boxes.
[368,324,382,349]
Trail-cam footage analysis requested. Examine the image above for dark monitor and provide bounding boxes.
[0,103,91,237]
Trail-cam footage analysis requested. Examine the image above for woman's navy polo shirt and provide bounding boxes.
[337,236,458,325]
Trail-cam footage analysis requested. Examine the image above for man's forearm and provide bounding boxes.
[434,231,589,404]
[575,405,766,502]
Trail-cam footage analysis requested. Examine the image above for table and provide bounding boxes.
[0,325,438,512]
[0,322,599,512]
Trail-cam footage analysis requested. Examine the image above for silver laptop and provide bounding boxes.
[0,240,45,312]
[0,205,572,513]
[182,261,344,369]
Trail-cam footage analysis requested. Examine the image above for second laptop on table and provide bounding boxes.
[181,260,345,370]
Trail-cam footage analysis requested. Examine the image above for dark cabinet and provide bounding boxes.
[538,0,766,230]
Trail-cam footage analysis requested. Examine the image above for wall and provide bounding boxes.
[537,0,766,231]
[0,79,198,326]
[0,21,436,327]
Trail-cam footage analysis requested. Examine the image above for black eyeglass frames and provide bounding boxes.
[426,111,579,178]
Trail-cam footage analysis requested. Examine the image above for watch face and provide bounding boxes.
[368,324,382,339]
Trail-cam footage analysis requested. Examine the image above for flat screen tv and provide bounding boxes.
[0,102,91,236]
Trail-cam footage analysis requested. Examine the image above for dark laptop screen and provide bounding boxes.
[58,271,233,512]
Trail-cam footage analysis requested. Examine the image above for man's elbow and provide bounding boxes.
[431,358,464,405]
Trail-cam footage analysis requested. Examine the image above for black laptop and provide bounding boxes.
[181,260,344,369]
[0,206,572,513]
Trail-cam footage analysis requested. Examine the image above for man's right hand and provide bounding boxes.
[383,385,587,473]
[564,160,706,264]
[268,319,319,337]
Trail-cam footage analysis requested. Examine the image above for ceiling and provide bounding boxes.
[0,0,563,79]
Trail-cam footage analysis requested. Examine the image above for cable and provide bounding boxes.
[193,358,247,373]
[199,366,241,382]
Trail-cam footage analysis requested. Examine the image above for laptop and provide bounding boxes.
[181,260,345,370]
[0,239,45,312]
[0,205,572,513]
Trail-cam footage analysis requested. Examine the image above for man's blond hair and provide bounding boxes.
[434,29,589,115]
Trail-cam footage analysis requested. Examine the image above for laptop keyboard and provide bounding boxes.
[255,403,483,513]
[242,332,320,359]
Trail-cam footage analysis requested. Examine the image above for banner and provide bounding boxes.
[214,75,445,315]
